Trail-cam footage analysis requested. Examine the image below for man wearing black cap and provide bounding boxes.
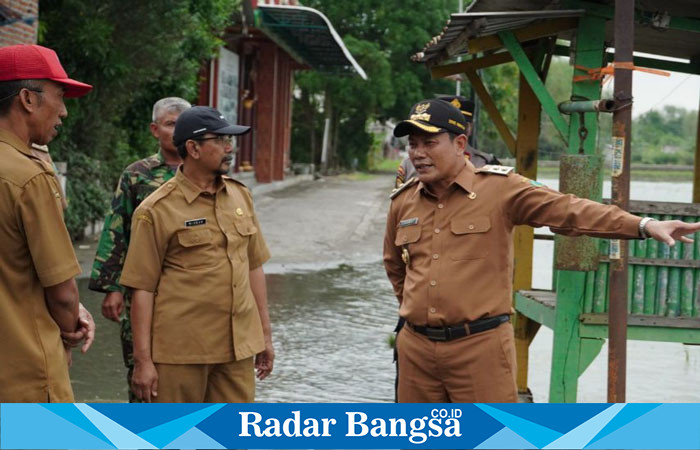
[384,99,700,403]
[89,96,190,402]
[394,95,499,189]
[0,44,94,401]
[120,106,274,402]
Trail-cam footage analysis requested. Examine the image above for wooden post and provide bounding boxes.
[549,14,607,403]
[608,0,635,403]
[464,70,516,155]
[513,71,541,398]
[254,42,279,183]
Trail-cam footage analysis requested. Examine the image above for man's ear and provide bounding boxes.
[149,122,159,139]
[185,140,200,160]
[17,88,37,113]
[455,134,468,154]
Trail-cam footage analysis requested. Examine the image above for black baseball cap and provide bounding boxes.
[438,95,474,123]
[394,99,467,137]
[173,106,250,146]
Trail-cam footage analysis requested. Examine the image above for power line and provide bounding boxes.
[645,74,693,112]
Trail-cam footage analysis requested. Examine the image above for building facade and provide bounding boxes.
[198,0,365,183]
[0,1,39,46]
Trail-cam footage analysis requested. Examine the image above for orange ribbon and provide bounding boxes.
[573,62,670,84]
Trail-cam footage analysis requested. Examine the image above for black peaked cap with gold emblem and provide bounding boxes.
[393,99,467,137]
[437,95,474,123]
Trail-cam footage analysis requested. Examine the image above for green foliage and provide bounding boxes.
[630,106,698,165]
[62,151,110,238]
[475,57,574,159]
[473,62,519,157]
[39,0,237,237]
[291,0,459,170]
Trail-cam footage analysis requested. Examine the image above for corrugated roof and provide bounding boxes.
[413,9,584,64]
[257,5,367,79]
[415,0,700,65]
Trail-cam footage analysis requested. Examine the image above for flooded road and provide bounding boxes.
[70,174,700,403]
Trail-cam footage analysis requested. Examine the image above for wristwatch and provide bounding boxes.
[638,217,656,239]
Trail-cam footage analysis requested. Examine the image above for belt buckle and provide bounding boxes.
[425,327,448,341]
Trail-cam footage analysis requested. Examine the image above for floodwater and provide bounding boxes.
[70,179,700,403]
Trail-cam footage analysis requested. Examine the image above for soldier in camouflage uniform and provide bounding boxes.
[89,97,191,402]
[394,95,500,189]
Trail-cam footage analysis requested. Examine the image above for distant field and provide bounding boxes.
[536,166,694,182]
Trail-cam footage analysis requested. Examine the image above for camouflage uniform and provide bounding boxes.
[89,152,176,402]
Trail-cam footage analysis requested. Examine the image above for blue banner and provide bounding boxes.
[2,403,700,449]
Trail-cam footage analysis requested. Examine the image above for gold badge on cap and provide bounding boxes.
[414,103,430,114]
[450,98,461,109]
[235,208,243,216]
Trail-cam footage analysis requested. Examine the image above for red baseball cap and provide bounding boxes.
[0,44,92,98]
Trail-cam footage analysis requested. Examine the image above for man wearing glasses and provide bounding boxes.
[120,106,274,402]
[0,44,93,401]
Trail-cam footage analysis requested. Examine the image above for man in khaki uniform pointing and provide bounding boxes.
[120,106,273,403]
[384,98,700,403]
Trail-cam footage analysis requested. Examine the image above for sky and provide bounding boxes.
[630,71,700,116]
[606,51,700,117]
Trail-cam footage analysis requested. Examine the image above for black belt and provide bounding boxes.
[407,314,510,342]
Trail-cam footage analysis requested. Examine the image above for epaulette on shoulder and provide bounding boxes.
[390,177,418,200]
[475,165,514,176]
[126,154,161,175]
[144,180,177,206]
[223,175,250,191]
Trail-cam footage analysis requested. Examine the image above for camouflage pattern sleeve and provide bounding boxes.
[395,163,406,189]
[395,157,417,188]
[88,170,136,294]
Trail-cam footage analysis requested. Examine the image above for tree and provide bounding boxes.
[291,0,459,171]
[39,0,238,238]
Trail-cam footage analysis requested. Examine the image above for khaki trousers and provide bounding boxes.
[397,322,517,403]
[154,357,255,403]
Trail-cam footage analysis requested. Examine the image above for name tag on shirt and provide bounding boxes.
[185,218,207,227]
[399,217,419,227]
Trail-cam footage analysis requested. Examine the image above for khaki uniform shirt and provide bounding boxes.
[0,129,80,402]
[383,162,642,327]
[120,168,270,364]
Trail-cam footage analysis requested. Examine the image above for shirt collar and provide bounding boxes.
[175,167,227,204]
[418,161,475,198]
[453,160,476,193]
[0,128,33,158]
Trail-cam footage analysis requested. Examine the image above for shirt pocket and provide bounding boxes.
[233,217,258,237]
[394,225,422,247]
[172,228,217,268]
[447,216,490,260]
[230,216,258,262]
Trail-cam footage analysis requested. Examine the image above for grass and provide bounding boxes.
[369,157,401,174]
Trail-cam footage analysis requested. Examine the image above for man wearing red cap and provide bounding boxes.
[0,44,93,401]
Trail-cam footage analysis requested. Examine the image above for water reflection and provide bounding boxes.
[71,263,399,403]
[69,179,700,403]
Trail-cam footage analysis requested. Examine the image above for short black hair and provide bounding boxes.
[176,142,188,159]
[0,79,44,116]
[446,131,459,141]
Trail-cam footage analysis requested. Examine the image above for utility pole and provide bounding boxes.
[608,0,634,403]
[455,0,463,96]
